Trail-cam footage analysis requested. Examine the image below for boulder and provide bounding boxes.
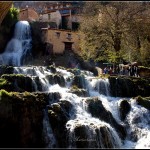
[118,99,131,121]
[135,96,150,110]
[84,97,126,140]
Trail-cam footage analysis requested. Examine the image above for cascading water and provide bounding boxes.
[2,65,150,148]
[0,21,32,66]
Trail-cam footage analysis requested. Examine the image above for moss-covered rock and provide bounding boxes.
[47,65,56,74]
[1,74,36,92]
[135,96,150,110]
[118,99,131,121]
[72,75,86,89]
[70,123,121,148]
[138,66,150,77]
[46,74,65,87]
[84,97,126,140]
[109,76,150,97]
[54,74,65,87]
[48,100,74,148]
[0,65,14,76]
[0,90,47,148]
[69,85,88,97]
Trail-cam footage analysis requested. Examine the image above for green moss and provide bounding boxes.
[71,85,79,90]
[0,78,10,88]
[0,89,12,98]
[139,66,150,70]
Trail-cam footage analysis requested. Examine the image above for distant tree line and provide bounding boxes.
[79,2,150,67]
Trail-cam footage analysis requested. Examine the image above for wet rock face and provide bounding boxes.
[72,75,86,89]
[118,99,131,121]
[84,97,126,140]
[1,74,35,92]
[67,68,81,76]
[109,76,150,97]
[0,90,47,148]
[0,65,14,76]
[135,96,150,110]
[70,124,121,148]
[46,74,65,87]
[48,100,74,148]
[69,85,89,97]
[47,65,56,74]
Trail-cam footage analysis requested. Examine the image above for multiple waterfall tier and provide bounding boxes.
[0,21,149,148]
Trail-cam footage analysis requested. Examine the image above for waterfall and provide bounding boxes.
[3,65,148,148]
[124,99,150,149]
[43,109,57,148]
[0,21,32,66]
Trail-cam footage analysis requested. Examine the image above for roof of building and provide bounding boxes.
[41,28,72,32]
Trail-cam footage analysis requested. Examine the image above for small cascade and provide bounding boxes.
[66,118,122,148]
[94,78,110,96]
[43,109,57,148]
[0,65,149,149]
[0,21,32,66]
[124,99,150,148]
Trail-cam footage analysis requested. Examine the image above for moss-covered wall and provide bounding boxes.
[109,76,150,97]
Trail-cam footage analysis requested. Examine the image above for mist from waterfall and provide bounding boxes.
[11,66,150,148]
[0,21,32,66]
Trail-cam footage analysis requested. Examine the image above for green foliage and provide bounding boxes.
[79,2,150,66]
[1,4,19,31]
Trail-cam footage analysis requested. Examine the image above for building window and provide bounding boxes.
[48,14,51,20]
[55,32,60,38]
[67,33,71,39]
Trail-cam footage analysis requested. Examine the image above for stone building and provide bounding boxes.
[39,2,82,30]
[19,7,39,22]
[41,28,81,55]
[39,10,61,28]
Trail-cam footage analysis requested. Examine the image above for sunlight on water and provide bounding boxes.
[11,66,150,149]
[0,21,32,66]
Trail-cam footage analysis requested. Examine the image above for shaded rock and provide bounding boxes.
[118,99,131,121]
[0,90,47,148]
[135,96,150,110]
[46,74,65,87]
[34,76,43,91]
[67,68,81,75]
[47,65,56,74]
[109,76,150,97]
[84,97,126,140]
[69,85,88,97]
[69,123,121,148]
[72,75,86,89]
[45,74,54,85]
[54,74,65,87]
[0,65,14,76]
[48,100,74,148]
[1,74,36,92]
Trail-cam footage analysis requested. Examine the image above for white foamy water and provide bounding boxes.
[12,66,150,148]
[0,21,32,66]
